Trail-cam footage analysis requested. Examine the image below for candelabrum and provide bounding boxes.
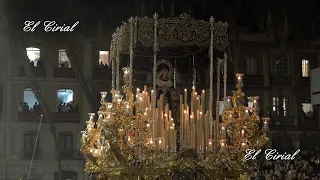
[80,70,269,179]
[214,73,269,169]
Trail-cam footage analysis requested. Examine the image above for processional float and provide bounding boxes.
[80,13,269,179]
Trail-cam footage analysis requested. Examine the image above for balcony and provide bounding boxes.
[269,119,319,132]
[269,124,298,131]
[19,66,45,77]
[269,74,292,86]
[52,112,80,123]
[243,75,264,86]
[18,112,80,123]
[92,67,111,80]
[18,112,42,122]
[53,67,75,78]
[300,77,310,87]
[59,149,84,160]
[21,149,42,160]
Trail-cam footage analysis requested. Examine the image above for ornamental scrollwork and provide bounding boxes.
[110,13,229,59]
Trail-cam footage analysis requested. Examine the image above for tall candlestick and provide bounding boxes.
[180,96,183,144]
[193,54,196,89]
[201,90,205,113]
[184,89,187,107]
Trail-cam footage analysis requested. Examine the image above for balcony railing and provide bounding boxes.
[52,112,80,123]
[243,75,264,86]
[269,124,297,131]
[269,74,292,86]
[21,149,42,160]
[18,112,42,122]
[269,118,318,132]
[18,112,80,123]
[19,66,45,77]
[300,77,310,87]
[92,67,112,80]
[53,67,75,78]
[59,149,84,160]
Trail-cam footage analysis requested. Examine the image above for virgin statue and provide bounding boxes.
[155,59,180,123]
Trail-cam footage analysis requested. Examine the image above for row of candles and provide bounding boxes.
[105,85,178,151]
[83,70,270,156]
[180,87,212,152]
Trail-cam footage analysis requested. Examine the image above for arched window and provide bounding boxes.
[23,88,39,112]
[57,89,74,112]
[99,51,109,66]
[58,132,73,159]
[58,49,71,68]
[26,47,41,67]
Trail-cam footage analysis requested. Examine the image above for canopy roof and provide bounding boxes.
[110,13,229,60]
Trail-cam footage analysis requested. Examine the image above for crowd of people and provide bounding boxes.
[18,102,41,112]
[249,148,320,180]
[58,101,78,113]
[18,101,78,113]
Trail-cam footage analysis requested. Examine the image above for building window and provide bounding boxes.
[58,49,71,68]
[302,59,310,77]
[57,89,75,112]
[26,47,42,67]
[24,131,39,159]
[99,51,109,66]
[273,58,289,75]
[246,57,257,75]
[58,132,73,159]
[272,97,291,116]
[22,88,40,112]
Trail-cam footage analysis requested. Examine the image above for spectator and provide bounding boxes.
[18,102,23,112]
[250,148,320,180]
[22,102,29,112]
[58,101,63,112]
[33,102,41,112]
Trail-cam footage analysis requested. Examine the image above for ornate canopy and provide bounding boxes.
[110,13,229,59]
